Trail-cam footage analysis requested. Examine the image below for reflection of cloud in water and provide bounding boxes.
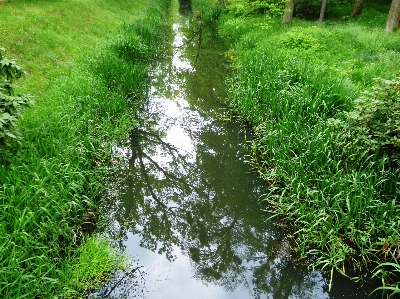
[172,23,194,72]
[165,125,193,154]
[120,233,248,299]
[172,24,184,47]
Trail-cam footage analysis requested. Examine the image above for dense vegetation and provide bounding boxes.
[0,0,168,297]
[1,0,399,297]
[219,0,400,296]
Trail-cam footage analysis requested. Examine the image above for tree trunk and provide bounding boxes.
[318,0,327,26]
[282,0,295,24]
[351,0,364,18]
[386,0,400,32]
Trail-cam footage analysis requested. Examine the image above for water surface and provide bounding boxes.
[96,1,382,298]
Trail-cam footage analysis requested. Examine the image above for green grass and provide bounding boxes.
[61,235,128,298]
[0,0,168,297]
[0,0,149,95]
[219,2,400,296]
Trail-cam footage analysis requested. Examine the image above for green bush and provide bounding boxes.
[0,48,32,156]
[342,77,400,161]
[278,26,320,50]
[225,0,284,17]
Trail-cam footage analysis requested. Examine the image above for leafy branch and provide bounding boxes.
[0,47,33,157]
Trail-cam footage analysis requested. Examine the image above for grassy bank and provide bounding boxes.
[0,0,168,297]
[219,1,400,295]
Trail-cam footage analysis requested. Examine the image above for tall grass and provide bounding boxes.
[221,3,400,295]
[0,0,168,297]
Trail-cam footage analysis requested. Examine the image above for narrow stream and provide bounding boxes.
[94,1,382,298]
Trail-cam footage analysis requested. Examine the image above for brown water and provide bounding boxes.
[93,1,383,298]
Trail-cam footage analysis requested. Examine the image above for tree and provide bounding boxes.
[386,0,400,32]
[351,0,364,18]
[282,0,296,24]
[318,0,327,25]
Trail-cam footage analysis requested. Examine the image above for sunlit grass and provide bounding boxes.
[0,0,149,95]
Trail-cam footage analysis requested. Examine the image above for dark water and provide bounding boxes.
[94,1,383,298]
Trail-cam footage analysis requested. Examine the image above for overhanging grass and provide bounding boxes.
[0,0,169,297]
[61,235,128,298]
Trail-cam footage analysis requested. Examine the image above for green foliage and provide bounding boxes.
[372,254,400,298]
[221,3,400,293]
[62,235,128,297]
[278,26,320,50]
[293,0,324,19]
[112,11,165,63]
[261,22,400,88]
[226,0,285,17]
[92,50,148,109]
[342,78,400,159]
[191,0,224,22]
[0,48,23,81]
[0,0,169,297]
[294,0,353,19]
[228,40,400,286]
[0,48,32,156]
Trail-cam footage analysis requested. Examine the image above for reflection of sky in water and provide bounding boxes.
[101,2,382,298]
[122,232,329,299]
[124,232,250,299]
[172,23,194,72]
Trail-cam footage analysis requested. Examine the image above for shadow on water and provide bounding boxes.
[91,0,384,298]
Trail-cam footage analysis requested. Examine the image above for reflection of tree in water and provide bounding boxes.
[101,116,328,298]
[87,264,149,299]
[99,11,330,299]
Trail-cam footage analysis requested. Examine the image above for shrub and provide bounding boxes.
[0,48,32,157]
[343,77,400,162]
[278,26,320,50]
[225,0,284,17]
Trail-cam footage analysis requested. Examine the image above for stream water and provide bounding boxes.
[94,1,383,298]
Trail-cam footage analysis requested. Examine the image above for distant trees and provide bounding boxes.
[280,0,400,32]
[283,0,346,24]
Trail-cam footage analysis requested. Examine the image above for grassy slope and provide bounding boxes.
[0,0,166,298]
[0,0,148,94]
[219,1,400,295]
